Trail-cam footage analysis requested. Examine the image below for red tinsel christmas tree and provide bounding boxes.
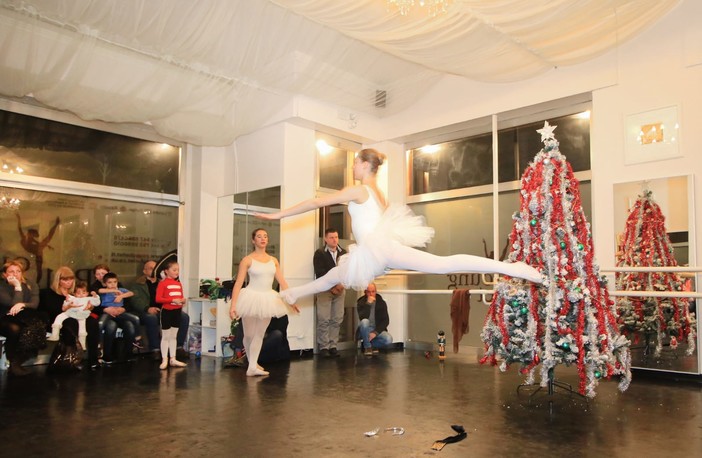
[481,121,631,398]
[616,190,697,356]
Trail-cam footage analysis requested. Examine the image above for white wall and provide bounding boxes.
[183,144,225,296]
[590,1,702,280]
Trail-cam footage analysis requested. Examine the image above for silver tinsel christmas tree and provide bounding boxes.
[481,121,631,398]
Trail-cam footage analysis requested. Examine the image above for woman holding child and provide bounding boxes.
[40,266,101,370]
[0,261,46,376]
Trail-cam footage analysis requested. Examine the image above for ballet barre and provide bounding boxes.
[600,266,701,273]
[378,288,702,304]
[379,289,496,305]
[608,291,702,299]
[382,270,500,285]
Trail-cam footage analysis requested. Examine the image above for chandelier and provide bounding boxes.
[0,188,21,211]
[387,0,453,16]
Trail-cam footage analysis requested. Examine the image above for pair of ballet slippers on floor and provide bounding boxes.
[160,358,187,370]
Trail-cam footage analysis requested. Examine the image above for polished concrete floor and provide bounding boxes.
[1,349,700,457]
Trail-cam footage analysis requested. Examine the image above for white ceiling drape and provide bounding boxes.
[0,0,681,146]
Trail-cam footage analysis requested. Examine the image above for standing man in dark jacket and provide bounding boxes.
[313,228,346,357]
[356,283,392,356]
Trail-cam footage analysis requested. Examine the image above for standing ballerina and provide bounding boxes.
[229,228,299,377]
[257,148,542,305]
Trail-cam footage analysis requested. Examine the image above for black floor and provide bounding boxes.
[1,349,700,457]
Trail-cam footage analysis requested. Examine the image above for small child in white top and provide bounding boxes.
[49,281,100,348]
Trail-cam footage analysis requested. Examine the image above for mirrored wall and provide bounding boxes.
[217,186,281,282]
[613,175,698,374]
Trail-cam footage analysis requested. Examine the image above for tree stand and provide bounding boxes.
[516,368,587,413]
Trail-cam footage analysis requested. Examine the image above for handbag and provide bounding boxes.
[48,329,85,372]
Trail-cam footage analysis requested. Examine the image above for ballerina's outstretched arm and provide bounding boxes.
[255,186,368,221]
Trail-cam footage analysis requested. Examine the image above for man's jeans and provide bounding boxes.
[358,318,393,349]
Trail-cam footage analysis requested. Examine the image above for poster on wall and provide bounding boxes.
[624,105,681,165]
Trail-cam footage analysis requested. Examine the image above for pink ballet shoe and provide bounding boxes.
[170,358,187,368]
[279,289,297,305]
[246,368,269,377]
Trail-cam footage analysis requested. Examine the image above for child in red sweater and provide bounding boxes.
[155,261,187,370]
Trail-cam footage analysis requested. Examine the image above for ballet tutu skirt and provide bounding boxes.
[235,288,288,319]
[339,203,435,290]
[236,258,290,319]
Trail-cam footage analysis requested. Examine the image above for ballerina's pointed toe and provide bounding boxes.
[512,262,543,284]
[246,368,270,377]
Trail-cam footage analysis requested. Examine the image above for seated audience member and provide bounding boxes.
[89,264,112,294]
[227,315,291,367]
[49,280,100,348]
[130,260,190,360]
[0,261,46,376]
[356,283,393,356]
[98,272,140,364]
[40,267,100,370]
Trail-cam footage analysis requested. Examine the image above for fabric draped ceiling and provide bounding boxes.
[0,0,681,146]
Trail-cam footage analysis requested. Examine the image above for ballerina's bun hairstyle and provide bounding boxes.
[357,148,386,174]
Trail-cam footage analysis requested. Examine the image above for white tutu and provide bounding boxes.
[236,288,289,319]
[340,203,435,290]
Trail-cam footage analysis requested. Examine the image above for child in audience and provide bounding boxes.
[99,272,142,362]
[49,280,99,348]
[89,264,111,294]
[155,261,187,370]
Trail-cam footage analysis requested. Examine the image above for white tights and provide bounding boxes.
[242,316,271,372]
[281,244,541,303]
[160,327,178,359]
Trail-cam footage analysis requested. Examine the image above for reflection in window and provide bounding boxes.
[409,111,590,195]
[0,188,178,289]
[499,112,591,183]
[316,134,360,191]
[0,110,180,194]
[410,135,492,194]
[406,194,494,345]
[232,187,281,284]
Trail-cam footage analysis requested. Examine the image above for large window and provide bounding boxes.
[403,95,593,345]
[1,188,178,288]
[0,106,181,289]
[0,110,180,194]
[409,111,591,196]
[315,132,361,347]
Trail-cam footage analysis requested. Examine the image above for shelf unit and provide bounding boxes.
[187,298,231,357]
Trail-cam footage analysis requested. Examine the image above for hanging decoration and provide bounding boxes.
[387,0,453,16]
[615,190,697,356]
[481,121,632,398]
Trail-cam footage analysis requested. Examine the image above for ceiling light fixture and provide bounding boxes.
[387,0,452,17]
[0,188,21,211]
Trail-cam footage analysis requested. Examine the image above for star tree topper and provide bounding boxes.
[537,121,557,141]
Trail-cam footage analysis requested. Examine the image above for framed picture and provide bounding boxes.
[624,106,681,165]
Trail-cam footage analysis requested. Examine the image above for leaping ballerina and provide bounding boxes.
[257,148,543,305]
